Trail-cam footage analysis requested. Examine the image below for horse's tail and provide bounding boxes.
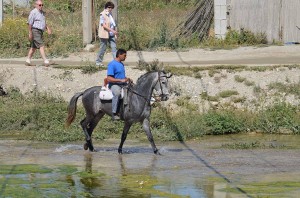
[65,92,83,128]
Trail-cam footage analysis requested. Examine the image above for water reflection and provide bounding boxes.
[79,152,207,198]
[79,153,154,197]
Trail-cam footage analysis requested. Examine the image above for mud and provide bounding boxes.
[1,134,300,197]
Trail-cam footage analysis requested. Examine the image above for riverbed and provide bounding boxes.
[1,134,300,197]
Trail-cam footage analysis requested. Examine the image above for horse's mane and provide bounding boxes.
[136,70,165,84]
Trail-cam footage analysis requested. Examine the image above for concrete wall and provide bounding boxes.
[228,0,300,43]
[281,0,300,43]
[214,0,227,39]
[4,0,30,7]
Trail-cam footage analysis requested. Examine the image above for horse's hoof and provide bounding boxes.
[89,147,95,152]
[118,149,122,154]
[84,143,88,150]
[154,149,161,155]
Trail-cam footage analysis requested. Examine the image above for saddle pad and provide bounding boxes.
[99,87,124,100]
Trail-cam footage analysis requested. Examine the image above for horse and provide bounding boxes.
[65,70,172,154]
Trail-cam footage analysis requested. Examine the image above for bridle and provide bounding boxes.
[153,71,170,100]
[127,71,171,104]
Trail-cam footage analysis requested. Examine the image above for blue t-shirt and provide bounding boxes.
[107,60,126,84]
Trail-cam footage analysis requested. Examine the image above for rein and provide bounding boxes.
[127,71,166,104]
[127,84,151,103]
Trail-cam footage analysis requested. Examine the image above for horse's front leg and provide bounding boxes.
[118,122,132,154]
[142,118,160,155]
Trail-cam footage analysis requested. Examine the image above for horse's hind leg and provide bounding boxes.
[142,118,159,154]
[81,112,104,151]
[118,122,132,154]
[80,117,94,151]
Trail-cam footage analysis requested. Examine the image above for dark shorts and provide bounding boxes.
[31,28,44,49]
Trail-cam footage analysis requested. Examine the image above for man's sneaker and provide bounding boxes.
[96,62,104,66]
[112,114,120,121]
[25,62,36,66]
[44,60,56,67]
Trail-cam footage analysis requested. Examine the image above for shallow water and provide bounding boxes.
[1,134,300,197]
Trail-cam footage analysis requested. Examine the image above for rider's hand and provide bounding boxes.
[125,78,132,83]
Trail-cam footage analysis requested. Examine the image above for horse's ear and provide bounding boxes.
[167,73,173,78]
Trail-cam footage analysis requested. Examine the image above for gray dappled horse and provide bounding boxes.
[65,70,172,154]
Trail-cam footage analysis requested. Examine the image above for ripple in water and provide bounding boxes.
[54,144,82,152]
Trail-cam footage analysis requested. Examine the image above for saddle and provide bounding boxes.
[99,85,125,100]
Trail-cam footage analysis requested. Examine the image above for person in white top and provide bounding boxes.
[26,0,52,67]
[96,1,118,67]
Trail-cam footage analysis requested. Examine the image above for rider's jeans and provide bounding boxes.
[110,84,122,114]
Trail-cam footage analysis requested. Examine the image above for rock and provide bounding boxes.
[0,85,7,96]
[84,44,96,52]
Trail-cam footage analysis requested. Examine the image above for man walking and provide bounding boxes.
[25,0,52,67]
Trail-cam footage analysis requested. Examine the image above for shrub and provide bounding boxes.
[0,18,28,57]
[256,102,300,134]
[225,29,268,45]
[203,109,248,135]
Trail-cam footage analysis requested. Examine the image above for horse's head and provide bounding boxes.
[153,71,172,101]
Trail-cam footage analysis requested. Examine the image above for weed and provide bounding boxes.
[136,59,164,72]
[201,92,220,102]
[208,70,220,77]
[231,96,247,103]
[214,76,222,83]
[225,29,267,45]
[234,75,246,83]
[201,29,268,49]
[218,90,239,98]
[149,22,179,50]
[244,80,255,86]
[81,64,101,74]
[194,72,202,79]
[51,70,74,81]
[253,85,263,96]
[175,96,198,111]
[268,81,300,98]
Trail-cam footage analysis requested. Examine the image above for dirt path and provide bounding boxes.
[1,45,300,66]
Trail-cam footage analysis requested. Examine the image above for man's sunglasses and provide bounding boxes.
[37,4,43,7]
